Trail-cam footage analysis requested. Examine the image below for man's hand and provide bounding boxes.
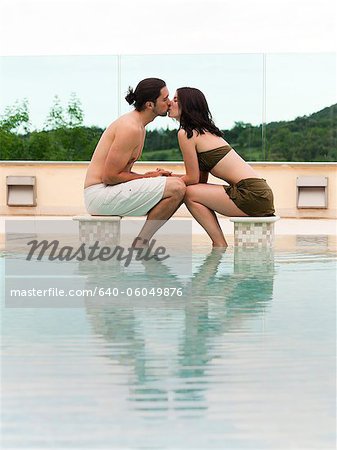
[154,168,173,176]
[144,169,172,177]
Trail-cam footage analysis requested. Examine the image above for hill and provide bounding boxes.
[1,104,336,162]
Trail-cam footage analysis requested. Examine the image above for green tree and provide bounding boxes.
[0,99,30,133]
[0,99,30,159]
[44,95,66,130]
[1,97,335,162]
[44,93,84,131]
[66,92,84,128]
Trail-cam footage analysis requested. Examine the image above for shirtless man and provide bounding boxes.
[84,78,186,246]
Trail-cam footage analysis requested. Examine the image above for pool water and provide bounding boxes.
[1,237,336,449]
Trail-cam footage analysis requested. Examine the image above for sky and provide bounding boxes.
[0,0,336,130]
[1,0,336,55]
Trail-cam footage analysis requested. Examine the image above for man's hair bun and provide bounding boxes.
[125,87,136,105]
[124,78,166,111]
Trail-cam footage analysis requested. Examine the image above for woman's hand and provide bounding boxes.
[155,167,172,176]
[144,169,172,177]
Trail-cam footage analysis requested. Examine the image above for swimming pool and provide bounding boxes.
[1,236,336,449]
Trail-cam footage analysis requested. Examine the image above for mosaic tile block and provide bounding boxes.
[230,216,280,248]
[73,216,121,245]
[234,222,274,247]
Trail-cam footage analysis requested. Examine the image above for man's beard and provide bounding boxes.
[153,106,168,117]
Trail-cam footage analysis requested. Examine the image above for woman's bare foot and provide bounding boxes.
[212,240,228,248]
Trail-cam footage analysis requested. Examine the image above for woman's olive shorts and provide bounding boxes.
[224,178,275,216]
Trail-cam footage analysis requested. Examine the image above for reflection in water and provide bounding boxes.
[80,248,275,416]
[295,235,329,247]
[2,242,335,449]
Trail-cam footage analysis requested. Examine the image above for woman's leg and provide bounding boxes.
[184,184,247,247]
[186,201,227,247]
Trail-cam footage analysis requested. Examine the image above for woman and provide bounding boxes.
[168,87,275,247]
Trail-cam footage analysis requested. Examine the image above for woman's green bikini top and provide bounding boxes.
[197,144,232,172]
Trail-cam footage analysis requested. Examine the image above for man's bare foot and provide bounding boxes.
[131,237,150,249]
[130,237,162,261]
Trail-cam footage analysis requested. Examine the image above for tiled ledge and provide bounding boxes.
[0,216,336,236]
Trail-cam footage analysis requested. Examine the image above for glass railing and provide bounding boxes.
[0,53,335,161]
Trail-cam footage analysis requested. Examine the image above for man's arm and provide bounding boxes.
[102,127,167,185]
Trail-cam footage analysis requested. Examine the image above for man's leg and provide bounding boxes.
[132,177,186,247]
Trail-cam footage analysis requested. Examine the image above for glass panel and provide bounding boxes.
[265,53,336,161]
[120,54,264,161]
[0,55,118,160]
[4,53,334,162]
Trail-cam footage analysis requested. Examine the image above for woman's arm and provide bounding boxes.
[175,129,200,185]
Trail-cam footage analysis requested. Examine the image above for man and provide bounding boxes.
[84,78,186,247]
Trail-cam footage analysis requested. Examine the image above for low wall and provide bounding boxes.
[1,161,336,218]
